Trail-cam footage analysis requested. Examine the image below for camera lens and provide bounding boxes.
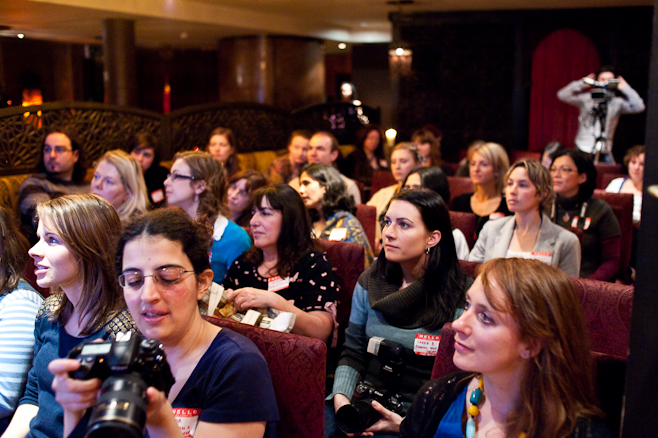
[335,400,381,434]
[86,374,148,438]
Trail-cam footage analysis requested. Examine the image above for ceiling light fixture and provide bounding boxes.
[338,42,347,50]
[17,33,24,39]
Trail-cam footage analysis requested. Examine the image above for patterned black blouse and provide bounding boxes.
[222,250,339,313]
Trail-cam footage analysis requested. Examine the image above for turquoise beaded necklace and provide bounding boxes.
[466,376,526,438]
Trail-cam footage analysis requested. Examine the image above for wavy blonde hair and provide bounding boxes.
[95,149,149,222]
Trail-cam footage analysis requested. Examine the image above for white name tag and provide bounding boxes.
[414,334,441,356]
[173,408,201,438]
[151,189,165,203]
[328,227,348,241]
[531,251,553,265]
[489,212,505,220]
[268,275,290,292]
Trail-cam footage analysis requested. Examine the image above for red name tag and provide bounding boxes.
[268,275,290,292]
[413,334,441,356]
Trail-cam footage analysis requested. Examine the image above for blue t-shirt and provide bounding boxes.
[210,220,251,283]
[433,383,467,438]
[171,329,279,438]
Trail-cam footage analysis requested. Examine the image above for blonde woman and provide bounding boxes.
[91,149,149,222]
[451,142,511,238]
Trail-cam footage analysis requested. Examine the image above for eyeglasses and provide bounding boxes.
[44,146,73,155]
[167,172,197,182]
[118,267,195,289]
[549,167,577,175]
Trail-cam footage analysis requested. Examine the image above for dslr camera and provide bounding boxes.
[583,77,619,103]
[68,332,175,438]
[335,338,406,434]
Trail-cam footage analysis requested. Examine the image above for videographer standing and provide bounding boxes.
[557,66,645,163]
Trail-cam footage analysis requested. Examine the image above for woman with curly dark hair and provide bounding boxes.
[299,163,373,266]
[222,184,339,342]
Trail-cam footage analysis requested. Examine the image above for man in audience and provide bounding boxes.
[267,129,311,184]
[557,65,645,163]
[290,131,362,203]
[18,127,89,243]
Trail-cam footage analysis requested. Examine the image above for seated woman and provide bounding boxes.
[326,189,469,438]
[267,130,311,184]
[606,145,644,225]
[2,195,135,438]
[469,159,581,277]
[0,207,43,433]
[222,184,339,342]
[550,149,621,281]
[403,167,470,260]
[451,142,511,239]
[130,132,169,207]
[165,151,251,283]
[50,208,279,438]
[207,127,241,178]
[367,142,421,251]
[411,128,442,169]
[395,258,611,438]
[342,124,388,190]
[91,149,150,222]
[299,163,374,266]
[227,170,267,227]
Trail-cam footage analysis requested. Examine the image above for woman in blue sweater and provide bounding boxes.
[326,189,469,438]
[2,195,135,438]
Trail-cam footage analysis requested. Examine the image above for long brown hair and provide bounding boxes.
[208,127,240,177]
[174,151,230,222]
[0,207,30,295]
[36,194,125,336]
[478,258,601,438]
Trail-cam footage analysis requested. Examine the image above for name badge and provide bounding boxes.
[531,251,553,265]
[268,275,290,292]
[172,408,201,438]
[328,227,348,241]
[571,216,579,228]
[489,212,505,220]
[413,334,441,356]
[151,189,165,203]
[583,217,591,230]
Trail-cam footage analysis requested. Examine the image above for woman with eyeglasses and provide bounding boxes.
[49,208,279,438]
[2,194,136,438]
[222,184,339,342]
[91,149,150,223]
[164,151,251,283]
[468,160,581,277]
[550,149,621,281]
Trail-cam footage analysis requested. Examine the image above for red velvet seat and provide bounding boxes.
[510,150,541,163]
[450,211,477,249]
[597,172,626,190]
[355,204,377,251]
[370,170,396,198]
[591,190,634,283]
[447,176,474,205]
[203,316,327,438]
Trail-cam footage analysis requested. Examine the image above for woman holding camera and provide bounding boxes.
[50,208,279,438]
[326,189,468,438]
[223,184,339,343]
[389,258,610,438]
[2,194,135,438]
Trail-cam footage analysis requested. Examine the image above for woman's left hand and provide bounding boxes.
[359,401,403,436]
[227,287,285,312]
[49,358,102,436]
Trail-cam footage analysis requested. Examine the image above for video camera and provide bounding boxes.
[68,332,175,438]
[584,77,619,103]
[335,338,406,434]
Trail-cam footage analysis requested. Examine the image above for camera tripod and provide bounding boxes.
[590,99,616,164]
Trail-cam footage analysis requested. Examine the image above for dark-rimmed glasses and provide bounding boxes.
[118,267,195,289]
[167,172,197,182]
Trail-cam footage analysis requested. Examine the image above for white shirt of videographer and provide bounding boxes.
[557,72,645,155]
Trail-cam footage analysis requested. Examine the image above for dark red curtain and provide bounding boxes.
[528,29,600,152]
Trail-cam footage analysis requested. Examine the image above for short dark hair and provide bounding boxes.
[36,126,87,184]
[287,130,312,146]
[130,132,161,167]
[245,184,316,276]
[597,65,617,78]
[376,189,466,330]
[302,163,355,220]
[0,206,30,295]
[403,167,450,205]
[116,207,213,278]
[551,149,597,201]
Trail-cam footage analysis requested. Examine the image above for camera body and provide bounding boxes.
[366,337,405,387]
[335,382,404,434]
[68,333,175,438]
